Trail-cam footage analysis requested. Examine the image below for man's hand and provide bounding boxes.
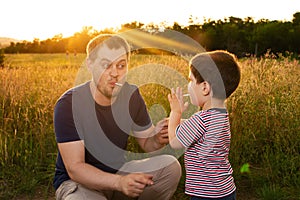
[116,173,153,198]
[154,118,169,145]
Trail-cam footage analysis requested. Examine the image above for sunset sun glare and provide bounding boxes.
[1,0,299,41]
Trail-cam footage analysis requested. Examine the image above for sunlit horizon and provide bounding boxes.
[1,0,299,41]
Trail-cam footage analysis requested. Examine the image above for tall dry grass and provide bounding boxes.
[0,54,82,198]
[0,53,299,199]
[227,55,300,199]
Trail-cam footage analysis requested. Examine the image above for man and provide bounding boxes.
[53,34,181,200]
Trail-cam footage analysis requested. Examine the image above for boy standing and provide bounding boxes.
[168,50,241,200]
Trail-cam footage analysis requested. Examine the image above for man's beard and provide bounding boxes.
[96,83,119,99]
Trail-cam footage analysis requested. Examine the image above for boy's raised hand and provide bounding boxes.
[168,87,189,114]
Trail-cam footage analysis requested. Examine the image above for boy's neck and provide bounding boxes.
[202,98,226,111]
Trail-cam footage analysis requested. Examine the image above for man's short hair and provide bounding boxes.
[86,34,131,62]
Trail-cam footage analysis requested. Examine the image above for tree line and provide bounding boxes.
[2,12,300,58]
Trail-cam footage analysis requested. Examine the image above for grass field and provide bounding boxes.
[0,53,299,200]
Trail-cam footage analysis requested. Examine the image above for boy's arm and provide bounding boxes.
[168,110,185,149]
[167,87,187,149]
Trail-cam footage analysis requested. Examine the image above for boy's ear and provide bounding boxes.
[202,81,211,96]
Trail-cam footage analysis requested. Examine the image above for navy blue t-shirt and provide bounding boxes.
[53,81,152,190]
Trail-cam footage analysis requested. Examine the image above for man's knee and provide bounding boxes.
[163,155,182,184]
[140,155,182,200]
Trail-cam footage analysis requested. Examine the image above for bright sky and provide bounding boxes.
[1,0,299,41]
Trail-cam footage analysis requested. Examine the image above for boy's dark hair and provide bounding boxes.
[190,50,241,99]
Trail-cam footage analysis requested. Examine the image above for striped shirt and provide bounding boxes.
[176,108,236,198]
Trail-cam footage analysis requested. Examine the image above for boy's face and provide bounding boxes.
[188,71,205,107]
[88,43,128,98]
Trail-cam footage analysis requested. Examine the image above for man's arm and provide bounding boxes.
[58,140,153,197]
[58,141,121,190]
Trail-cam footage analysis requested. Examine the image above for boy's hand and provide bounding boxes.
[168,87,188,114]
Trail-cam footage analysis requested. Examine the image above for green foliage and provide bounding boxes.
[240,163,250,173]
[257,184,287,200]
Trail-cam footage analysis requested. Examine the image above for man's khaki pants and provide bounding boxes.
[55,155,182,200]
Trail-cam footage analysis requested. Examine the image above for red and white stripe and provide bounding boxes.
[176,109,236,198]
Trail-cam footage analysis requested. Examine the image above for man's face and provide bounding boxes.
[89,44,128,98]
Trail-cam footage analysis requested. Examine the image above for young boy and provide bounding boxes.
[168,50,241,200]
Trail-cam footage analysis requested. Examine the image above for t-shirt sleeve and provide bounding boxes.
[54,91,81,143]
[129,88,152,132]
[175,113,206,147]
